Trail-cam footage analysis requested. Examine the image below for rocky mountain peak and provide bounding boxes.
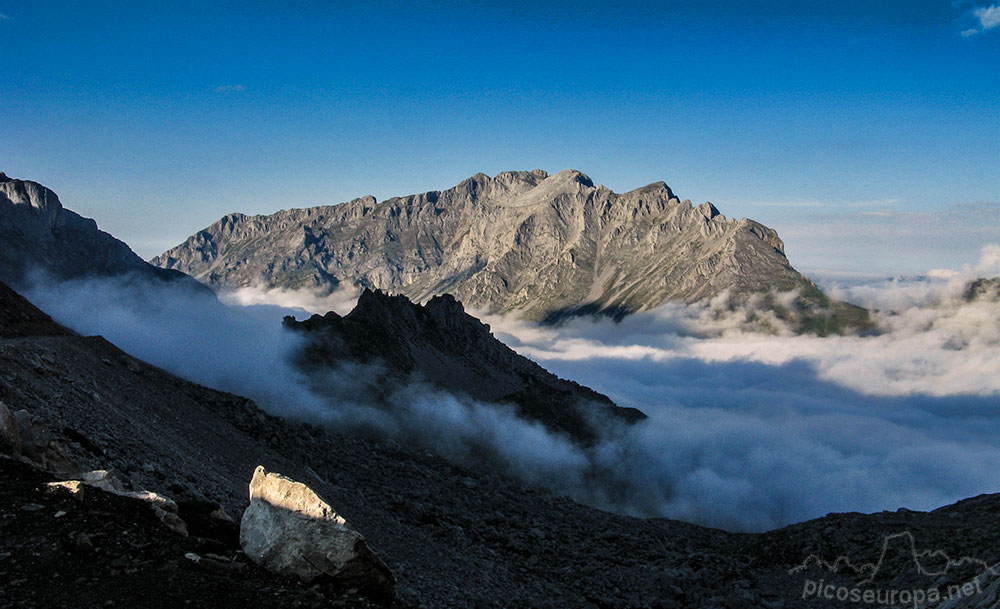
[551,168,595,188]
[424,293,468,323]
[154,169,867,330]
[0,175,66,219]
[696,201,721,220]
[0,175,207,291]
[348,288,424,328]
[284,290,645,443]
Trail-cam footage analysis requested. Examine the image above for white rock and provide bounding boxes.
[239,466,394,599]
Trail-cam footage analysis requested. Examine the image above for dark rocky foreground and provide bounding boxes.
[0,456,388,609]
[1,280,999,608]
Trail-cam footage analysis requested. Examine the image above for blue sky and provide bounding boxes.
[1,1,998,275]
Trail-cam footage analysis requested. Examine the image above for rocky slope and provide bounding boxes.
[0,173,200,291]
[2,280,999,609]
[284,288,645,445]
[153,169,845,324]
[0,457,389,609]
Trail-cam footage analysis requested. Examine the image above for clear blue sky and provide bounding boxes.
[2,1,998,275]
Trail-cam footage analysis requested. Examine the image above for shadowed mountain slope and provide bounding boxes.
[283,289,645,444]
[0,172,204,292]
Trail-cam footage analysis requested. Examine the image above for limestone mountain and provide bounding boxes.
[283,288,646,445]
[153,169,850,325]
[0,172,200,290]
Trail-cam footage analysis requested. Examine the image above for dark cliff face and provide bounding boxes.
[0,174,206,293]
[283,289,646,444]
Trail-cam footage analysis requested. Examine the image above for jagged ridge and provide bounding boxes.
[283,288,646,444]
[153,169,816,321]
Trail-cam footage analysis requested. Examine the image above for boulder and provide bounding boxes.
[239,466,395,601]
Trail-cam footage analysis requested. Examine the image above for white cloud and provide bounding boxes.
[975,4,1000,29]
[18,246,1000,532]
[219,284,360,317]
[961,3,1000,35]
[480,246,1000,529]
[214,84,246,92]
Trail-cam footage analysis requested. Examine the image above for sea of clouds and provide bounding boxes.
[22,244,1000,532]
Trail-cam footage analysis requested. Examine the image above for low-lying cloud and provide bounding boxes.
[219,284,360,317]
[478,245,1000,529]
[19,244,1000,532]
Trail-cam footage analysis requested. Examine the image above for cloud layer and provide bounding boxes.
[20,245,1000,532]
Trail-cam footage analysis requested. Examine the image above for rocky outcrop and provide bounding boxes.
[240,466,395,600]
[283,288,646,444]
[153,169,827,322]
[0,173,204,291]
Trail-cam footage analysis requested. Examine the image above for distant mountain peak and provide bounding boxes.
[154,168,864,329]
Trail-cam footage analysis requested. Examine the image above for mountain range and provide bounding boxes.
[152,169,867,330]
[1,172,999,608]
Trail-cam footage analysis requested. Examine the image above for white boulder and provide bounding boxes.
[239,466,394,600]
